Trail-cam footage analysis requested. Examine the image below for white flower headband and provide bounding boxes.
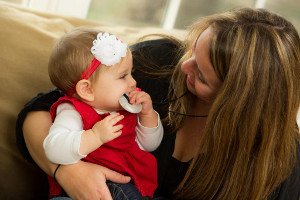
[69,32,128,96]
[91,32,128,66]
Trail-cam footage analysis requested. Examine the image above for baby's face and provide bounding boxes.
[91,51,136,112]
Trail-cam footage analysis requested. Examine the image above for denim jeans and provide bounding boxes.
[50,181,169,200]
[50,196,169,200]
[107,181,143,200]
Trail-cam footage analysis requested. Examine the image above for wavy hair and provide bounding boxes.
[171,8,300,200]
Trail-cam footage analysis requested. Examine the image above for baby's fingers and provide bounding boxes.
[103,113,124,124]
[112,124,123,132]
[109,130,122,141]
[136,93,151,105]
[128,91,138,104]
[128,91,146,104]
[131,92,150,105]
[109,114,124,125]
[104,112,121,120]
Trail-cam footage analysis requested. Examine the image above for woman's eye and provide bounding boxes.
[198,73,206,84]
[198,75,204,82]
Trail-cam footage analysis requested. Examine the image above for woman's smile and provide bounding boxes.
[187,75,195,87]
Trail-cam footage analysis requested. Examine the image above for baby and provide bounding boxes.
[43,27,163,199]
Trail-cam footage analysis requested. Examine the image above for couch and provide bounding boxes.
[0,1,185,199]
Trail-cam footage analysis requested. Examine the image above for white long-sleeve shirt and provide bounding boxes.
[43,103,163,165]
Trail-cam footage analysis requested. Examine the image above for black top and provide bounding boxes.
[152,133,191,198]
[15,39,300,199]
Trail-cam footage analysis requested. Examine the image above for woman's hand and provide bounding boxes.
[57,161,131,200]
[23,111,130,200]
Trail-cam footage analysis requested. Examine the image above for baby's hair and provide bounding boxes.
[48,27,102,94]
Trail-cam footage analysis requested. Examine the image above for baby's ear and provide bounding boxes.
[75,79,95,102]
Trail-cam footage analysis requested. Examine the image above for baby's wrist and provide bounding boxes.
[138,109,158,128]
[139,108,155,118]
[90,128,103,146]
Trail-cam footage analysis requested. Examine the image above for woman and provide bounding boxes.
[16,8,300,200]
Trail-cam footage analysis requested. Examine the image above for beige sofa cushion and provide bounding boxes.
[0,1,185,199]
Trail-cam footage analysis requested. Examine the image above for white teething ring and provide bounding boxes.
[119,94,142,113]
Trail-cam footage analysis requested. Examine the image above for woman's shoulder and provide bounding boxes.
[130,38,182,54]
[131,38,183,119]
[16,88,64,162]
[131,38,183,73]
[26,88,64,109]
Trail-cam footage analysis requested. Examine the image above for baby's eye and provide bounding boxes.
[120,74,127,79]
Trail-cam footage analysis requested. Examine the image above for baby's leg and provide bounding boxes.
[107,181,143,200]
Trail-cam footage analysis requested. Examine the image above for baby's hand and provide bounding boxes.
[128,90,158,128]
[128,91,154,115]
[91,112,124,145]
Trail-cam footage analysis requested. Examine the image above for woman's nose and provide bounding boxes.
[181,57,194,74]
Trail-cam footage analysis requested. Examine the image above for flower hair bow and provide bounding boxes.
[79,32,127,81]
[91,32,127,66]
[69,32,127,96]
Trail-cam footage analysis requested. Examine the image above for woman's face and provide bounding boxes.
[181,27,222,103]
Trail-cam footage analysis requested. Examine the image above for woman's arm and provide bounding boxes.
[23,111,57,174]
[23,111,130,200]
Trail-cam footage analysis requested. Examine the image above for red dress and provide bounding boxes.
[47,96,157,197]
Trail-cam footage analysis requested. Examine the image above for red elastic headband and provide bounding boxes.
[68,58,101,96]
[80,58,101,80]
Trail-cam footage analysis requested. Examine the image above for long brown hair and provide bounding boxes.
[171,8,300,200]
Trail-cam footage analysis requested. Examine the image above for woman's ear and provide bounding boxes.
[75,79,95,102]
